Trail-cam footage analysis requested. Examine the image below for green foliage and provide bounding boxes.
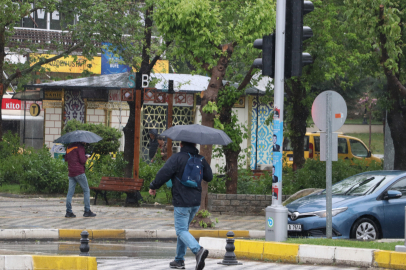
[139,156,172,204]
[63,119,122,155]
[282,158,383,195]
[19,147,69,194]
[198,210,211,218]
[85,152,128,188]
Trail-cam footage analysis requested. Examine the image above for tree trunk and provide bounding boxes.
[123,101,135,177]
[386,78,406,170]
[0,30,5,142]
[288,80,309,170]
[123,5,153,178]
[199,44,234,209]
[224,148,240,194]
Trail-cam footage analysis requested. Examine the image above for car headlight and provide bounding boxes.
[313,207,348,218]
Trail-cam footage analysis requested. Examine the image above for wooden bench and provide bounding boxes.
[89,177,144,207]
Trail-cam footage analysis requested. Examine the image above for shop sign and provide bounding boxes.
[1,98,21,110]
[30,54,101,74]
[45,91,62,100]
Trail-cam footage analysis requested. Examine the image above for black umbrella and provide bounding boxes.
[160,124,232,145]
[53,130,102,144]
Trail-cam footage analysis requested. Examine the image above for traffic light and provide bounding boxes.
[285,0,314,78]
[253,34,275,77]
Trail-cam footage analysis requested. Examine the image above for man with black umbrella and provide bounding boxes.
[64,142,96,218]
[149,141,213,270]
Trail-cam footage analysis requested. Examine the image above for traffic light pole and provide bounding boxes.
[265,0,288,242]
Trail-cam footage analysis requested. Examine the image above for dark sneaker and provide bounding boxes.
[83,211,96,217]
[65,212,76,218]
[169,260,185,269]
[195,247,208,270]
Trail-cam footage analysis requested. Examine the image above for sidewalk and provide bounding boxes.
[0,195,263,231]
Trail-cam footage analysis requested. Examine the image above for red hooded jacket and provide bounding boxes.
[65,142,88,177]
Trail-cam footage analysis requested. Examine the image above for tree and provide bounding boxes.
[272,0,375,170]
[344,0,406,169]
[0,0,125,141]
[99,0,172,178]
[153,0,276,202]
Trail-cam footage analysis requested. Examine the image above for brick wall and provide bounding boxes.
[86,109,105,124]
[44,108,62,149]
[207,193,290,216]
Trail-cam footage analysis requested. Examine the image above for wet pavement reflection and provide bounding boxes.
[0,240,195,258]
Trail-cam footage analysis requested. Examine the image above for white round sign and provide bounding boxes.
[312,90,347,132]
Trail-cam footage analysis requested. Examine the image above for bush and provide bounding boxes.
[208,169,273,195]
[63,119,122,155]
[282,158,383,195]
[19,147,69,193]
[139,152,172,204]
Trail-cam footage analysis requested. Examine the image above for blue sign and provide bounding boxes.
[101,42,132,75]
[268,217,274,228]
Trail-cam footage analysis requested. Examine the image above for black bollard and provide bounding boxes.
[218,231,242,265]
[79,230,90,256]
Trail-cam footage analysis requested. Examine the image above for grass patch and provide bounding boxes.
[346,133,384,155]
[308,118,382,125]
[286,238,402,251]
[0,184,21,194]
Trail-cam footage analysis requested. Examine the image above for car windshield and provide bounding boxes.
[322,174,395,195]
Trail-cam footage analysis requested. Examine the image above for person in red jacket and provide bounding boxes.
[64,142,96,218]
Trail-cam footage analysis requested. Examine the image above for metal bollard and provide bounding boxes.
[79,230,90,256]
[217,231,242,265]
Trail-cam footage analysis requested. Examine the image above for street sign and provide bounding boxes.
[29,103,41,116]
[311,90,347,239]
[311,90,347,132]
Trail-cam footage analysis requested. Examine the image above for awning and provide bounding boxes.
[12,90,42,101]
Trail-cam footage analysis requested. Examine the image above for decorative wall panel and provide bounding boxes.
[250,99,273,169]
[64,90,85,124]
[140,105,194,161]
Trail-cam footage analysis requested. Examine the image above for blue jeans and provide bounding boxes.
[66,173,90,213]
[174,206,201,261]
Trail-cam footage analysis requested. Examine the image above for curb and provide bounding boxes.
[199,237,406,269]
[0,255,96,270]
[0,229,264,241]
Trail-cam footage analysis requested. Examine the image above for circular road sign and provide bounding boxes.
[29,103,41,117]
[311,90,347,132]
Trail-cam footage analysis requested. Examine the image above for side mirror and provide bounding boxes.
[384,190,402,200]
[367,151,371,158]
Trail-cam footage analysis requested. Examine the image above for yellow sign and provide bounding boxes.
[132,60,170,74]
[31,54,101,74]
[29,103,41,116]
[45,91,62,100]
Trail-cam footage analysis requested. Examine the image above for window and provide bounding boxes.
[314,136,320,152]
[338,138,348,154]
[350,139,368,157]
[388,178,406,197]
[283,136,309,151]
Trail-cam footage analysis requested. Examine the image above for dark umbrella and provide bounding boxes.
[160,124,232,145]
[53,130,102,144]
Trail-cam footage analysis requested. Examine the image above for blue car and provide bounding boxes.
[287,171,406,239]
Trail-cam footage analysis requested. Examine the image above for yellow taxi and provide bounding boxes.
[282,132,382,166]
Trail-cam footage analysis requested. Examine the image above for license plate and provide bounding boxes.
[287,224,302,231]
[289,157,293,161]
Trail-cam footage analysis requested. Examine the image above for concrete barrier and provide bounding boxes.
[0,255,96,270]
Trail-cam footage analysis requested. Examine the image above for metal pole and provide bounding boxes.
[326,92,333,238]
[273,0,286,206]
[256,90,259,169]
[265,0,288,242]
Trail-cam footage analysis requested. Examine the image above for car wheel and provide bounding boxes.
[351,218,380,240]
